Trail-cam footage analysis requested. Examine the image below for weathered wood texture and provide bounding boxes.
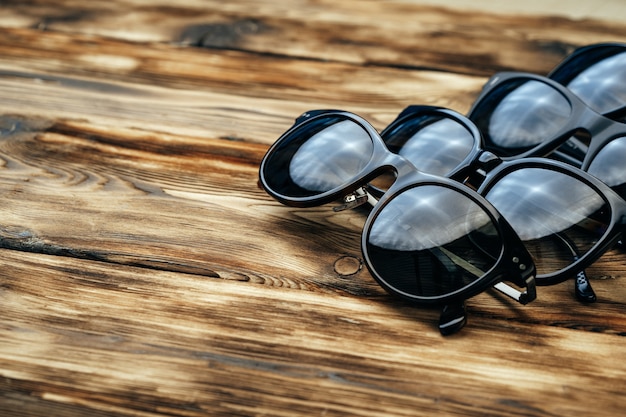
[0,1,625,416]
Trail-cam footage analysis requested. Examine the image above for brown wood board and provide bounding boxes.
[1,1,625,416]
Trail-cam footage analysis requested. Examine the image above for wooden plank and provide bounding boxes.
[2,1,626,76]
[0,1,625,416]
[0,110,623,324]
[0,250,625,417]
[0,109,376,285]
[394,0,626,22]
[0,27,485,127]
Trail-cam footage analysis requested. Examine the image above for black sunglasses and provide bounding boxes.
[377,106,626,302]
[467,71,626,202]
[259,110,537,335]
[549,42,626,121]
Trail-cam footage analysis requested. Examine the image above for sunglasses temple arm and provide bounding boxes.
[333,187,379,212]
[554,232,596,303]
[496,232,595,303]
[493,281,534,304]
[364,189,379,206]
[439,302,467,335]
[437,246,535,305]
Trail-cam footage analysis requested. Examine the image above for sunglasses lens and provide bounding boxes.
[565,51,626,115]
[366,185,501,300]
[588,136,626,200]
[384,114,476,176]
[472,80,572,155]
[484,167,610,275]
[262,116,374,197]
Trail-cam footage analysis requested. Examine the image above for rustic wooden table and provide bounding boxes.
[1,1,625,416]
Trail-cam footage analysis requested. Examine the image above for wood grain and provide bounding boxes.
[1,250,625,417]
[1,1,626,416]
[3,0,626,76]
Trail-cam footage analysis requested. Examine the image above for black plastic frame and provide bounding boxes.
[477,157,626,285]
[467,71,626,171]
[379,105,626,289]
[259,110,537,332]
[379,105,485,180]
[548,42,626,99]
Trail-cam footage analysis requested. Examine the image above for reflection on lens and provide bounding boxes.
[262,116,374,198]
[567,52,626,115]
[385,116,475,176]
[289,120,373,192]
[484,80,572,152]
[588,136,626,199]
[367,185,501,299]
[485,167,610,275]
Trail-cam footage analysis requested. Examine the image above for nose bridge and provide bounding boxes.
[579,107,615,135]
[381,151,419,179]
[456,150,503,190]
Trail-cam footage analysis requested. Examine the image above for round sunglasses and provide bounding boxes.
[467,71,626,202]
[377,106,626,301]
[259,110,537,335]
[549,42,626,120]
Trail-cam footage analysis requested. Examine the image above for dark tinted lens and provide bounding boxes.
[566,51,626,115]
[384,114,476,176]
[484,167,611,275]
[588,136,626,200]
[366,185,501,299]
[473,80,572,155]
[263,116,374,197]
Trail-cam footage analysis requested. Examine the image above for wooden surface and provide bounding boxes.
[1,1,626,416]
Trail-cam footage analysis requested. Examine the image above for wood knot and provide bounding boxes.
[179,18,269,48]
[333,255,362,277]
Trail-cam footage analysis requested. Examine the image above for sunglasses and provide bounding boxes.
[549,42,626,120]
[467,71,626,202]
[377,106,626,302]
[259,110,537,335]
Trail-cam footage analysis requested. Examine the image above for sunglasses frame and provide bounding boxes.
[379,105,485,181]
[476,157,626,286]
[379,105,626,288]
[467,71,626,171]
[259,110,537,307]
[548,42,626,92]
